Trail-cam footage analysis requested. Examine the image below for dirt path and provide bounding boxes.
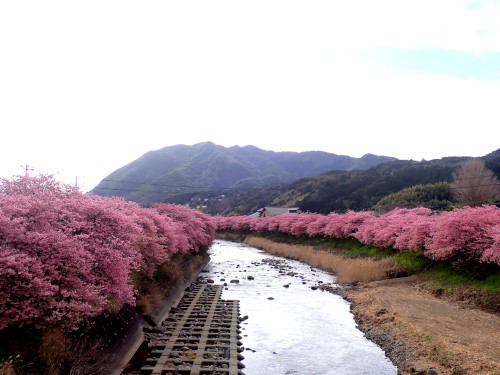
[348,276,500,375]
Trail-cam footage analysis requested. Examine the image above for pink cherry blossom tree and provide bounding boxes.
[212,205,500,266]
[290,213,322,237]
[425,205,500,264]
[305,214,332,237]
[153,203,215,252]
[0,177,141,329]
[355,208,432,248]
[0,175,216,331]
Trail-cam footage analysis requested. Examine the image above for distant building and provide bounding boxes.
[251,206,302,217]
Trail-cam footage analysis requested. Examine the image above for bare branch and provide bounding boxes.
[451,159,500,207]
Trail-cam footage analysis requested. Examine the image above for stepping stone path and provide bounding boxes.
[140,282,246,375]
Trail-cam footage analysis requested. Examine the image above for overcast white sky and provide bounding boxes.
[1,0,499,191]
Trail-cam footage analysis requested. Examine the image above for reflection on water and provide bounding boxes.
[204,240,397,375]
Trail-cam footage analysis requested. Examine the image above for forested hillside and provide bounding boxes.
[91,142,395,205]
[185,149,500,215]
[92,145,500,216]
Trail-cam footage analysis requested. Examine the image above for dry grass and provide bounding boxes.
[244,236,396,283]
[37,328,112,375]
[216,232,248,242]
[0,354,20,375]
[68,337,113,375]
[0,363,16,375]
[136,291,163,314]
[0,367,15,375]
[131,257,185,314]
[39,329,73,375]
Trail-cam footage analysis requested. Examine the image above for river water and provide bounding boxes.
[203,240,397,375]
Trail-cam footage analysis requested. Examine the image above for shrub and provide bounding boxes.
[215,205,500,267]
[426,205,500,264]
[0,175,215,332]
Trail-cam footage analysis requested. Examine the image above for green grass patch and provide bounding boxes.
[423,263,500,312]
[254,232,397,259]
[224,230,428,266]
[217,230,500,291]
[478,274,500,292]
[392,251,428,270]
[334,238,396,259]
[246,231,430,270]
[425,264,500,292]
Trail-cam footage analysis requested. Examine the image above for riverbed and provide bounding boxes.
[203,240,397,375]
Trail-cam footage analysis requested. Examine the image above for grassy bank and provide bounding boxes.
[243,236,397,284]
[216,230,500,314]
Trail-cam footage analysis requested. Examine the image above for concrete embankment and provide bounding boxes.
[139,282,246,375]
[108,256,211,375]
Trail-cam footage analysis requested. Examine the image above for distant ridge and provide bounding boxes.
[185,148,499,216]
[91,142,396,205]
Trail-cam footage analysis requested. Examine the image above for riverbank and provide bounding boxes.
[110,253,210,374]
[349,277,500,375]
[216,233,500,375]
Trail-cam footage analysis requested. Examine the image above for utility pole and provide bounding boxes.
[21,164,34,176]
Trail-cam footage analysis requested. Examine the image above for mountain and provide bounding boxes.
[91,142,396,205]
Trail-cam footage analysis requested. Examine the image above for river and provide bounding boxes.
[203,239,397,375]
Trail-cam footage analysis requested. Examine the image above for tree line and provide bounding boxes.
[0,175,215,331]
[214,204,500,267]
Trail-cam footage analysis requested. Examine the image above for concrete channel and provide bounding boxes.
[139,282,246,375]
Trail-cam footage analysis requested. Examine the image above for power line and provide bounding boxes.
[94,178,500,198]
[96,179,283,193]
[453,174,500,181]
[449,183,500,189]
[98,177,500,191]
[102,179,224,190]
[92,186,179,194]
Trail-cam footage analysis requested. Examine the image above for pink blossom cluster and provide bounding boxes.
[0,175,215,331]
[214,205,500,265]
